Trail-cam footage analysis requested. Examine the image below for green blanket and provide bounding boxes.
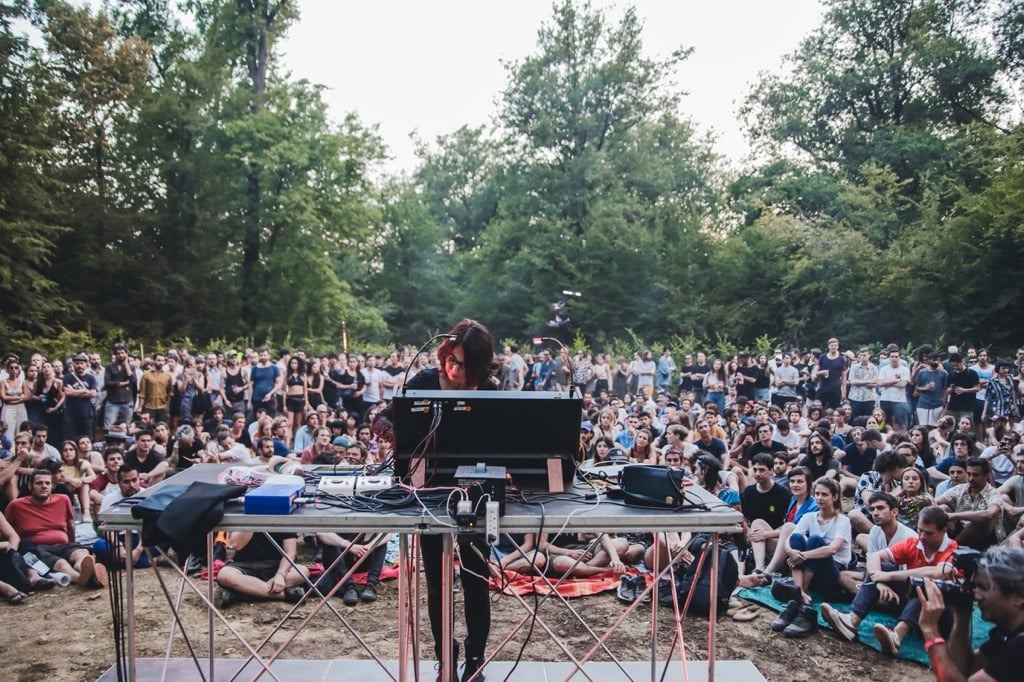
[737,586,988,666]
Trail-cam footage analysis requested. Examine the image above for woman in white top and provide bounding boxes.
[785,476,853,604]
[0,358,29,436]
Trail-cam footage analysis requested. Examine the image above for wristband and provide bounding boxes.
[924,637,945,652]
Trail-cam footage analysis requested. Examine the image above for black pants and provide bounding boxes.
[0,551,31,593]
[317,537,386,593]
[421,533,490,660]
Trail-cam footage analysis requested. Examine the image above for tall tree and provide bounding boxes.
[0,3,73,341]
[456,0,718,343]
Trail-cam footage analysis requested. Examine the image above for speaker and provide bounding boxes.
[619,465,688,508]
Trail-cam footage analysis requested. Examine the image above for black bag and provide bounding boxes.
[658,536,739,617]
[619,465,687,508]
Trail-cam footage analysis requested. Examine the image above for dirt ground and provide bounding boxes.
[2,555,934,682]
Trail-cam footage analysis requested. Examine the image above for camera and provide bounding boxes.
[908,547,981,608]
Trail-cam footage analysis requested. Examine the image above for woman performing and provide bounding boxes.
[372,319,495,682]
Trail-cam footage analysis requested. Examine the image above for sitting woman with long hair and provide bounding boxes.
[896,466,933,529]
[626,428,659,464]
[782,477,853,608]
[56,440,95,522]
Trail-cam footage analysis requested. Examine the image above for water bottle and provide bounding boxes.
[22,552,50,575]
[49,571,72,587]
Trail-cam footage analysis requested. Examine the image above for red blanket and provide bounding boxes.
[490,568,648,598]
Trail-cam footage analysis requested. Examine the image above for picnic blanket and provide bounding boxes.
[738,585,989,666]
[491,568,646,598]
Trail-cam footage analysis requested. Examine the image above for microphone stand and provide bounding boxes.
[401,334,457,396]
[535,336,577,398]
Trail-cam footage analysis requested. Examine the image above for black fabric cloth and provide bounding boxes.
[980,622,1024,682]
[131,481,246,558]
[0,551,31,593]
[317,537,387,593]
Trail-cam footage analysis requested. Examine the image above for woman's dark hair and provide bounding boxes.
[591,436,614,462]
[288,356,306,375]
[695,452,722,490]
[910,426,934,466]
[437,318,494,387]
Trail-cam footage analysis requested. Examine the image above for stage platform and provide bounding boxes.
[97,658,766,681]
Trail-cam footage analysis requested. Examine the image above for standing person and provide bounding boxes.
[704,358,729,414]
[372,319,496,682]
[689,351,711,407]
[878,345,911,432]
[771,352,801,409]
[36,360,65,445]
[970,350,994,439]
[815,338,847,411]
[1,357,29,436]
[61,355,98,441]
[103,343,134,432]
[138,354,173,425]
[360,354,384,415]
[946,353,980,423]
[381,350,407,402]
[249,347,282,418]
[222,351,248,417]
[656,347,676,395]
[502,344,528,391]
[534,350,557,392]
[635,350,656,398]
[335,354,365,417]
[847,348,879,420]
[283,357,308,442]
[915,352,949,428]
[983,361,1020,428]
[734,352,758,403]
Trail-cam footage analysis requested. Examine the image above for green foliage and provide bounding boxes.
[0,0,1021,355]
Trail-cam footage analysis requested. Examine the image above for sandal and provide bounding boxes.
[5,591,27,605]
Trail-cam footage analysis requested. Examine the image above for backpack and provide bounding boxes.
[658,536,739,617]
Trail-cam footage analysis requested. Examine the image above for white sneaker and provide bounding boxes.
[873,623,901,657]
[821,603,857,642]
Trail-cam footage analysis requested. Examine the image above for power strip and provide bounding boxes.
[317,475,394,497]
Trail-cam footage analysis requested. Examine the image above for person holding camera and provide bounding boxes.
[819,505,957,656]
[917,546,1024,682]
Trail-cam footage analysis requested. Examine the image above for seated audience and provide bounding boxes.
[5,469,107,588]
[215,531,308,608]
[124,429,168,485]
[849,451,906,536]
[935,457,1004,550]
[771,477,853,638]
[820,506,956,658]
[314,531,389,606]
[742,453,794,574]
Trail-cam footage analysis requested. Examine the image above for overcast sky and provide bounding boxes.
[280,1,825,174]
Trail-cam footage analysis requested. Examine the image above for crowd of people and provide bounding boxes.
[1,337,1023,681]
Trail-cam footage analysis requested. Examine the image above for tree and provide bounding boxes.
[0,3,73,341]
[453,0,719,343]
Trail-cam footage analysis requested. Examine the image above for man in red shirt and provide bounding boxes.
[6,469,107,588]
[821,505,956,656]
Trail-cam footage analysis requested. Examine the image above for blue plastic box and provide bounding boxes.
[244,481,305,515]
